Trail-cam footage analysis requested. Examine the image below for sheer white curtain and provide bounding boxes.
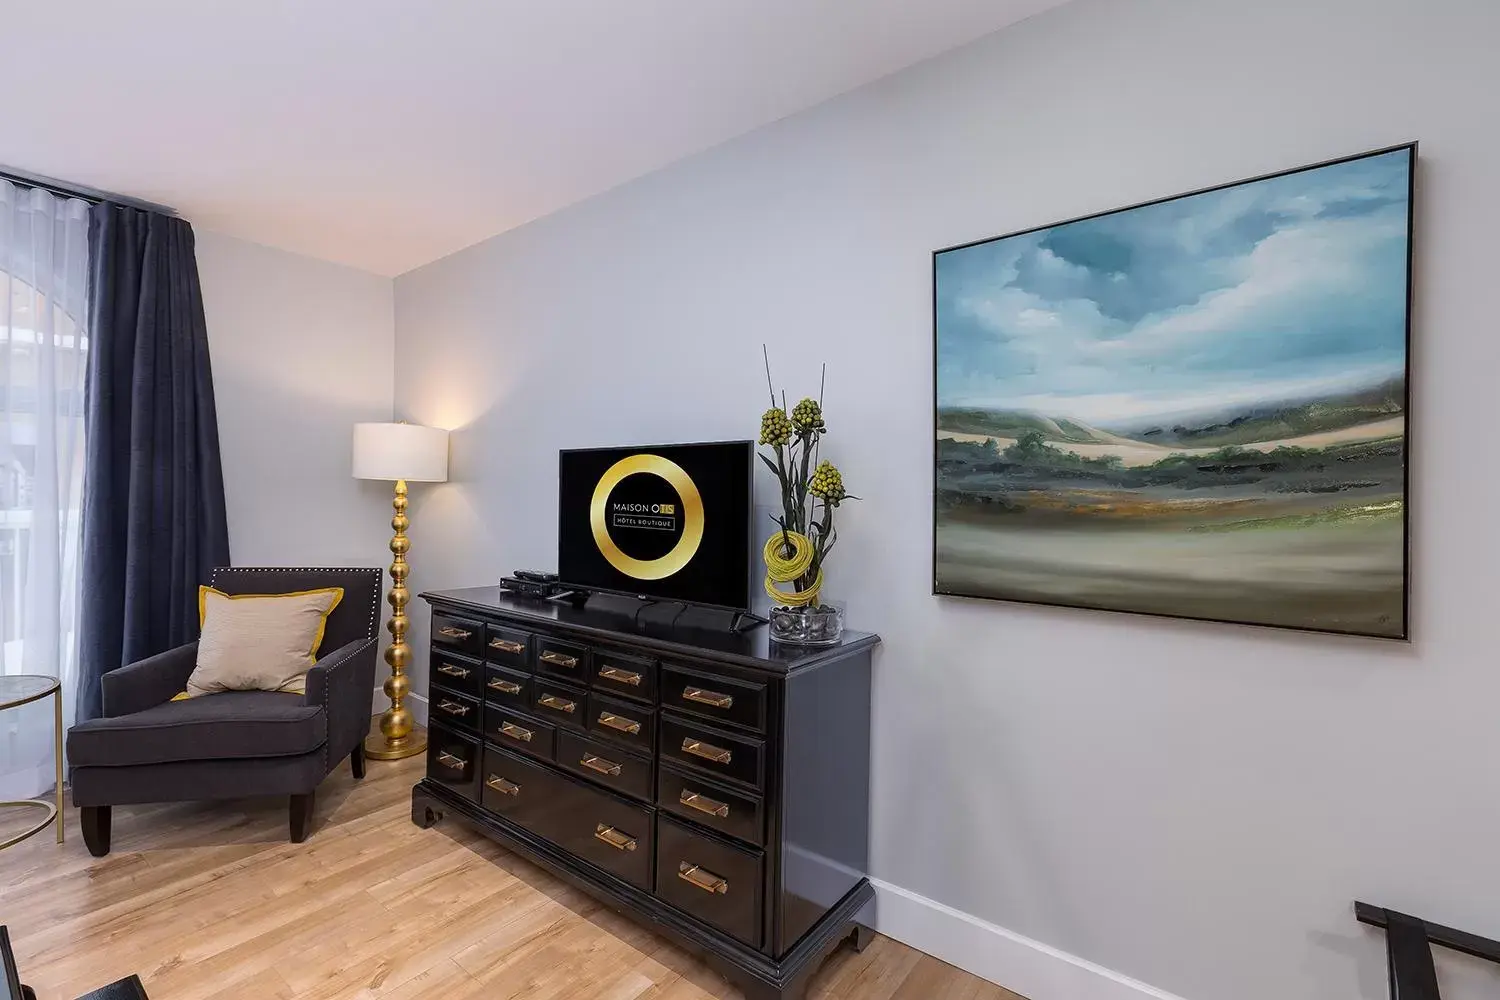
[0,179,90,799]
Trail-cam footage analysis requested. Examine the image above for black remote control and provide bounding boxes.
[513,570,558,584]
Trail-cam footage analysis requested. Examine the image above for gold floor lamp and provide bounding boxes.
[353,421,450,761]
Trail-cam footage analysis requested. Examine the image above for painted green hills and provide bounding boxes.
[938,377,1405,449]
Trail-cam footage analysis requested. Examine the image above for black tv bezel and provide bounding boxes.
[556,439,755,614]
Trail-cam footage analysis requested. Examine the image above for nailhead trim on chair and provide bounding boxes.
[306,636,376,772]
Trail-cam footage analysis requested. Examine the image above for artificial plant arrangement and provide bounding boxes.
[758,348,857,641]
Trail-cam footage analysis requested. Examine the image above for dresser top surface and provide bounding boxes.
[420,587,878,674]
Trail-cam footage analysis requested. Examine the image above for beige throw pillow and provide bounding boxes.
[184,586,344,698]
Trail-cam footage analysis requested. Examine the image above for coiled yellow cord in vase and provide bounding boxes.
[763,532,823,606]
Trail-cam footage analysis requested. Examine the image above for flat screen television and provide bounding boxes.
[558,441,752,611]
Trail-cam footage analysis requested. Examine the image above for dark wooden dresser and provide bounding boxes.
[411,588,878,1000]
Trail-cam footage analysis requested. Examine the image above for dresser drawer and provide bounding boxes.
[655,815,763,948]
[588,692,655,756]
[536,637,590,681]
[658,763,764,848]
[484,704,556,761]
[554,777,655,893]
[532,677,589,731]
[484,624,532,669]
[660,715,764,791]
[430,650,482,698]
[661,664,766,733]
[590,650,656,703]
[426,724,481,802]
[431,613,484,658]
[481,744,654,891]
[483,663,532,711]
[557,729,652,802]
[429,686,481,732]
[479,742,565,821]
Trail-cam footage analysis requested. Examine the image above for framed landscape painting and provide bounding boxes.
[933,144,1414,639]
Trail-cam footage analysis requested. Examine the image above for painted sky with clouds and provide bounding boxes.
[935,149,1411,428]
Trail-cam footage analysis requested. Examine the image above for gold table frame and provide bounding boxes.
[0,675,64,851]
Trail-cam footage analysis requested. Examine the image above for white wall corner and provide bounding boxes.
[871,879,1190,1000]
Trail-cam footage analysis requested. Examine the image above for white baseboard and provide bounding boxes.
[370,689,429,727]
[870,879,1187,1000]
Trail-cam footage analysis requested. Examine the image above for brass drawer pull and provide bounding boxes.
[436,751,467,771]
[437,663,471,679]
[679,790,730,818]
[437,699,471,717]
[681,738,732,764]
[580,753,622,777]
[438,625,473,640]
[598,711,642,735]
[499,721,534,743]
[488,678,523,695]
[489,637,525,655]
[540,650,579,669]
[594,824,638,852]
[683,686,733,710]
[599,665,642,686]
[678,862,728,895]
[539,693,577,714]
[485,775,520,796]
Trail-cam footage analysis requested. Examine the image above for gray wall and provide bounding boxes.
[197,230,395,571]
[392,1,1500,997]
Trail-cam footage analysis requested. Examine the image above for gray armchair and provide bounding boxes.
[66,567,382,857]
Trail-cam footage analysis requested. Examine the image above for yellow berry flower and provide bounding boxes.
[791,397,826,435]
[759,407,793,447]
[809,459,847,504]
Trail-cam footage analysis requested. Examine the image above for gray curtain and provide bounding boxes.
[76,204,230,722]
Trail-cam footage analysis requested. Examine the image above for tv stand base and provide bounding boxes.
[548,589,593,607]
[730,610,769,633]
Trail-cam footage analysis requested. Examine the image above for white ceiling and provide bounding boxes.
[1,0,1064,276]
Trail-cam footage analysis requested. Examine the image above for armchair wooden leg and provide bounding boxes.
[351,743,366,780]
[81,806,112,857]
[290,792,316,843]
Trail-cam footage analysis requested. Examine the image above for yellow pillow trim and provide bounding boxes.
[197,585,344,661]
[171,689,302,702]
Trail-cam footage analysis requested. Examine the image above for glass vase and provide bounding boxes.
[768,602,845,646]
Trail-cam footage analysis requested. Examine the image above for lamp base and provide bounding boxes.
[369,478,426,764]
[365,728,428,761]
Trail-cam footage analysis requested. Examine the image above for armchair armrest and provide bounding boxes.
[101,642,198,718]
[304,637,378,763]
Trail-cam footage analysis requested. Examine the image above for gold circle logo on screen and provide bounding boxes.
[589,454,704,581]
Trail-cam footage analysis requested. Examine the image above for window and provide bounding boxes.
[0,179,90,798]
[1,277,86,665]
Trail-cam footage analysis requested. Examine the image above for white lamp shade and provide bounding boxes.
[352,423,449,482]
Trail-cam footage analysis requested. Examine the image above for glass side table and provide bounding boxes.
[0,675,64,851]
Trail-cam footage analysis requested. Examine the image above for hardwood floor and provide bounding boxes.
[0,741,1023,1000]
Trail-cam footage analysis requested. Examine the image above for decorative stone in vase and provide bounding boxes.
[768,602,845,646]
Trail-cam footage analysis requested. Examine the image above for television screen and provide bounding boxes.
[558,441,752,611]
